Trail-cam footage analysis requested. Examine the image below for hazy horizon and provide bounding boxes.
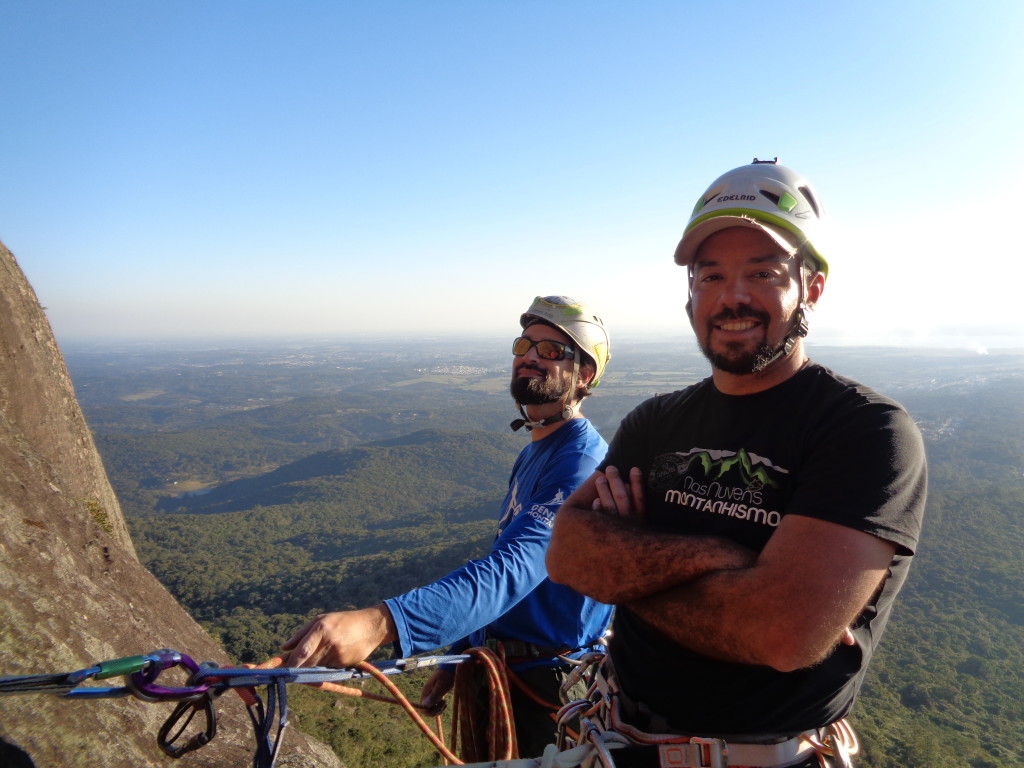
[56,327,1024,357]
[3,3,1022,347]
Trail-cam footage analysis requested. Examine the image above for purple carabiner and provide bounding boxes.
[127,650,211,702]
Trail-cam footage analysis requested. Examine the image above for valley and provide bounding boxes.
[65,337,1024,768]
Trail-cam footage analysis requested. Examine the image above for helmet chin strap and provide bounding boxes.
[510,359,582,432]
[757,305,809,368]
[509,400,581,432]
[756,261,810,369]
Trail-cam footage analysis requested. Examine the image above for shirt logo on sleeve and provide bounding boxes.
[526,489,567,528]
[498,479,523,531]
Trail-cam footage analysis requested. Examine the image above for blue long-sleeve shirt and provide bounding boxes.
[385,419,612,667]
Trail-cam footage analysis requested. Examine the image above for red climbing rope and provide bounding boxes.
[240,648,520,766]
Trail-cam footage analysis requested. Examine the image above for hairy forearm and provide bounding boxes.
[546,503,756,604]
[625,536,889,672]
[552,476,898,672]
[626,570,799,668]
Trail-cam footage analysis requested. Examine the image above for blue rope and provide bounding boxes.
[193,653,470,689]
[0,651,471,768]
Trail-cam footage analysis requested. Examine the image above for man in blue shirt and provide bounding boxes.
[281,295,613,757]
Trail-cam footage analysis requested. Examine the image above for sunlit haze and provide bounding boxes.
[2,2,1022,350]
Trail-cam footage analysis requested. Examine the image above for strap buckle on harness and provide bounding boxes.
[656,738,727,768]
[592,656,823,768]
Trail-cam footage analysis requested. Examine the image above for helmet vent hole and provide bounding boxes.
[759,190,781,206]
[799,186,821,217]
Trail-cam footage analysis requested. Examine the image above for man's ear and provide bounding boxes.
[581,360,598,385]
[577,363,596,388]
[806,271,826,310]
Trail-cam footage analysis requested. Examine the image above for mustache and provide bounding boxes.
[709,305,768,325]
[514,362,547,375]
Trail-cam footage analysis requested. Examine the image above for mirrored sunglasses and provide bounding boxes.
[512,336,576,361]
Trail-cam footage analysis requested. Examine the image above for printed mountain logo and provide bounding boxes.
[651,447,790,529]
[651,447,788,493]
[713,448,784,489]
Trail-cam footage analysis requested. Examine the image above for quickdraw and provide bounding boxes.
[0,649,471,768]
[0,649,212,701]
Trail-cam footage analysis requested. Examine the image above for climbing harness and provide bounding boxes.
[547,653,859,768]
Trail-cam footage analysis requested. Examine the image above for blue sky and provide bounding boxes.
[2,1,1022,349]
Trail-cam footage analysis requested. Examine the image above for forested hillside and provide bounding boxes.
[132,429,523,657]
[850,378,1024,768]
[66,341,1024,768]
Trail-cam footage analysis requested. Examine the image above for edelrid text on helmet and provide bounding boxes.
[520,295,610,386]
[673,158,830,277]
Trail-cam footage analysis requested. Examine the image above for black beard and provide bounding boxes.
[699,339,786,374]
[510,370,570,405]
[697,306,786,375]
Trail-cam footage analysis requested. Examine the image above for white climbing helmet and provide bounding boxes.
[520,295,611,386]
[673,158,829,277]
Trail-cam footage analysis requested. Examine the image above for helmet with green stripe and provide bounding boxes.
[673,158,829,277]
[520,295,611,386]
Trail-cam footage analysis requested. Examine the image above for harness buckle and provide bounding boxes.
[650,738,727,768]
[688,737,727,768]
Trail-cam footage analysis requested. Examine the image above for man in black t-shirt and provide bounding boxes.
[547,159,926,768]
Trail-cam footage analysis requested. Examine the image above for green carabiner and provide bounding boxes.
[95,655,149,681]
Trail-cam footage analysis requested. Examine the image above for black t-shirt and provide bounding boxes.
[603,363,927,735]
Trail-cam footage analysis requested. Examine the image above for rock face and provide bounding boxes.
[0,241,340,768]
